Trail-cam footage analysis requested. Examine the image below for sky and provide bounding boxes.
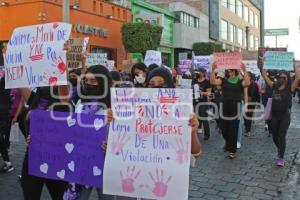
[264,0,300,59]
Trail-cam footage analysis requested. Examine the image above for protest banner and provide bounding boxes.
[67,37,89,69]
[243,60,261,76]
[4,22,72,89]
[104,88,193,200]
[177,60,193,74]
[258,47,287,58]
[29,110,107,187]
[86,53,108,67]
[178,78,192,89]
[193,56,211,71]
[144,50,162,67]
[264,51,294,70]
[213,52,242,69]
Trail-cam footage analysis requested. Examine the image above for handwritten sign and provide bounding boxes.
[4,22,72,89]
[144,50,162,67]
[193,56,211,71]
[264,51,294,70]
[29,110,107,187]
[177,60,192,74]
[104,88,193,200]
[178,78,192,89]
[86,53,108,67]
[243,60,261,76]
[213,52,242,69]
[106,60,115,71]
[67,37,89,69]
[258,47,286,58]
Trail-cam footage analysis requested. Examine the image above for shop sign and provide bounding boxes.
[73,24,108,38]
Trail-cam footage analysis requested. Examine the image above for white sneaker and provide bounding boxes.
[237,142,241,149]
[264,124,268,131]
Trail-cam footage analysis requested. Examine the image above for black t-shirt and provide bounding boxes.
[0,78,11,114]
[221,78,243,102]
[271,85,292,115]
[248,81,260,102]
[195,79,211,102]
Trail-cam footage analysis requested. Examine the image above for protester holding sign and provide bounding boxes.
[259,59,300,167]
[210,62,250,159]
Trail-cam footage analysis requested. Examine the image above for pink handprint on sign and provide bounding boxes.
[161,104,169,115]
[120,166,141,193]
[52,56,67,74]
[173,138,189,164]
[111,133,130,155]
[149,168,172,198]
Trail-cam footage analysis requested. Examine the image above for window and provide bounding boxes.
[255,37,259,50]
[254,14,259,28]
[221,20,228,40]
[93,1,96,12]
[250,35,254,48]
[233,25,237,43]
[190,15,194,27]
[195,18,199,29]
[230,0,236,13]
[249,10,254,25]
[178,12,199,29]
[117,8,120,18]
[112,6,115,17]
[123,10,126,20]
[222,0,228,8]
[100,3,103,13]
[244,6,249,22]
[229,24,234,42]
[237,0,243,18]
[238,28,243,46]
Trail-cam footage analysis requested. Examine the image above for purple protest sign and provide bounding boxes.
[29,110,107,187]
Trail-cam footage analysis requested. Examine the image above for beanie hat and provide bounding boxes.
[147,67,174,88]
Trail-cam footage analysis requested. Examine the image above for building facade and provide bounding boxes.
[219,0,263,51]
[131,0,175,67]
[0,0,131,69]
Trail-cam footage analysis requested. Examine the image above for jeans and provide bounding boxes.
[271,110,291,158]
[0,114,10,162]
[76,187,115,200]
[198,104,210,138]
[21,150,68,200]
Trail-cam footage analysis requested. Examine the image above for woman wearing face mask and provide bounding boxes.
[147,67,202,156]
[193,68,212,140]
[211,63,250,159]
[131,63,147,87]
[259,60,300,167]
[69,69,81,105]
[63,65,114,200]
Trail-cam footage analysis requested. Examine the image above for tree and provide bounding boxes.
[121,22,163,56]
[192,42,223,55]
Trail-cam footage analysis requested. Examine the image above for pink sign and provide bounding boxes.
[213,52,242,69]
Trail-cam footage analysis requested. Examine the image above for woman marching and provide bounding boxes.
[259,59,300,166]
[210,63,250,159]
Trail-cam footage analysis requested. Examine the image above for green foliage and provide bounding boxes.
[192,42,223,55]
[121,22,163,54]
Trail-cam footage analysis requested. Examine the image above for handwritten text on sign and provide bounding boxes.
[29,110,107,187]
[67,37,89,69]
[144,50,162,67]
[178,60,193,74]
[104,88,193,200]
[264,51,294,70]
[4,22,72,88]
[213,52,242,69]
[86,53,108,67]
[193,56,211,71]
[243,60,261,76]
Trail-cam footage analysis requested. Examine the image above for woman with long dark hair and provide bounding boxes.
[260,60,300,166]
[210,63,250,159]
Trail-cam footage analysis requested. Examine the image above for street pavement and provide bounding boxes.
[1,101,300,200]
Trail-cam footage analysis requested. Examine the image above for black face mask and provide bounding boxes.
[81,82,100,97]
[69,78,78,87]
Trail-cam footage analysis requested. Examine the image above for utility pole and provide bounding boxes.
[63,0,70,23]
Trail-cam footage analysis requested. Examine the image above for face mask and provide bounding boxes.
[69,78,78,87]
[135,75,145,84]
[81,82,100,97]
